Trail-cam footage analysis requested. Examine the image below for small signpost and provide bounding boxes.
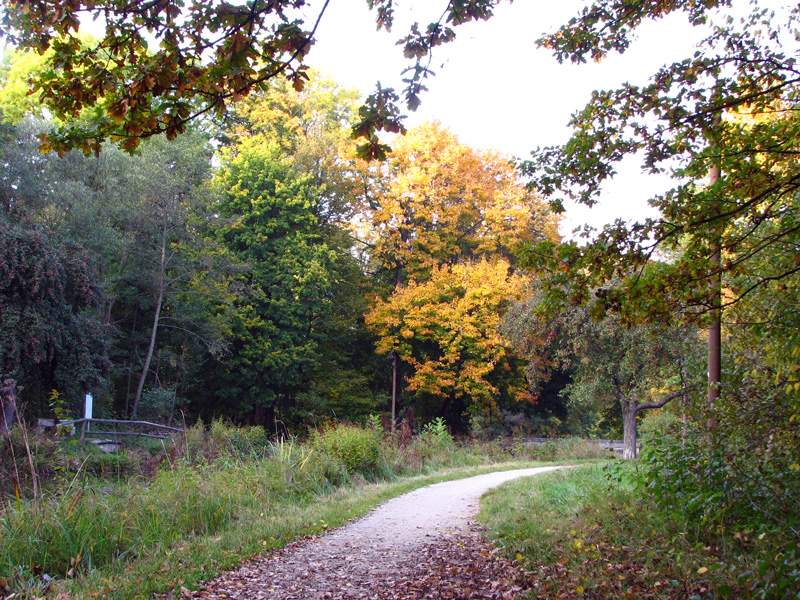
[81,393,93,440]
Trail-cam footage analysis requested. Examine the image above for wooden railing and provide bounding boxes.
[522,438,632,453]
[57,418,183,441]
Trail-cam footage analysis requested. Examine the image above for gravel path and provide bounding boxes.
[191,466,564,600]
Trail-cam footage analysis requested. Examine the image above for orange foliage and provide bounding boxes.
[366,259,529,417]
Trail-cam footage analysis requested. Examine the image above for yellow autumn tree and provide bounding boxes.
[366,259,529,423]
[358,123,559,430]
[355,121,558,283]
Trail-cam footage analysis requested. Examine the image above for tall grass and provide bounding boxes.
[478,464,783,599]
[0,422,608,598]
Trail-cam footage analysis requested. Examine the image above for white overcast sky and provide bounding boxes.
[303,0,711,235]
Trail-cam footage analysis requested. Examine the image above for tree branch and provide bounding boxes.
[635,387,694,414]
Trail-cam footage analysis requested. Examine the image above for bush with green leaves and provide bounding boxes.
[311,424,384,479]
[209,420,269,459]
[413,417,455,461]
[637,435,800,599]
[638,409,682,445]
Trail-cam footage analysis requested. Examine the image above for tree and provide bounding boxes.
[116,134,216,418]
[0,114,241,420]
[0,222,109,416]
[0,0,510,158]
[212,135,338,426]
[226,74,367,230]
[223,79,388,429]
[0,64,382,426]
[358,122,556,283]
[366,258,528,428]
[0,0,324,153]
[0,44,52,123]
[519,2,799,404]
[359,122,558,430]
[505,288,702,459]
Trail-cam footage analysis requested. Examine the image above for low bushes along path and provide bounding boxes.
[189,467,563,600]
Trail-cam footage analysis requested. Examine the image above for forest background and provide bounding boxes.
[0,0,798,598]
[0,0,798,452]
[0,74,570,436]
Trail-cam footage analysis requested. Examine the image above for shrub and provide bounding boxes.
[312,424,383,479]
[209,420,269,459]
[638,435,800,599]
[413,417,455,462]
[638,410,682,445]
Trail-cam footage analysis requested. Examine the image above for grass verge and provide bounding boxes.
[478,464,766,599]
[66,461,572,600]
[1,422,611,599]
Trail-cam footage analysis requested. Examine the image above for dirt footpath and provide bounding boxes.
[191,467,563,600]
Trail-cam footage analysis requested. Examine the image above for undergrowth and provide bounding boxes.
[0,421,608,599]
[479,462,800,600]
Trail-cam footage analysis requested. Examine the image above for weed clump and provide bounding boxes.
[312,423,384,479]
[0,420,605,598]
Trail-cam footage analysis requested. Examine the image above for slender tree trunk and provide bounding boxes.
[391,352,397,433]
[622,401,638,460]
[131,227,168,418]
[707,162,722,421]
[0,378,18,434]
[390,261,404,433]
[131,284,164,418]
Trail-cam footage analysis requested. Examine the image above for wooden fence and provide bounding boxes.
[522,437,631,453]
[56,418,183,441]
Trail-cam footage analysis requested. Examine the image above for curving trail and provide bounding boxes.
[191,467,563,600]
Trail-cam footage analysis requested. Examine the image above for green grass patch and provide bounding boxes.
[56,462,553,600]
[1,421,609,599]
[478,464,770,599]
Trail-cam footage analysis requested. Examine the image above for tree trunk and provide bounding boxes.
[131,226,169,418]
[391,352,398,433]
[622,401,638,460]
[707,161,722,413]
[131,286,164,418]
[0,378,18,434]
[390,260,404,434]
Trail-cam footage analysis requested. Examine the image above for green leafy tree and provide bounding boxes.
[525,2,798,302]
[0,222,109,416]
[0,45,52,123]
[506,288,702,459]
[0,118,237,420]
[111,134,217,418]
[213,135,338,425]
[236,79,388,427]
[226,74,367,230]
[520,2,799,413]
